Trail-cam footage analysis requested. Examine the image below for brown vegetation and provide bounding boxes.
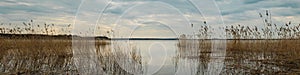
[176,10,300,74]
[225,40,300,74]
[0,38,74,74]
[0,38,112,74]
[0,10,300,74]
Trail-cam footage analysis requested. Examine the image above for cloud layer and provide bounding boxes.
[1,0,300,38]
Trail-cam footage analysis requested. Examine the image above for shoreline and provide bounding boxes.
[1,33,300,40]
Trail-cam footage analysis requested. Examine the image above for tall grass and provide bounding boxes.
[0,20,71,35]
[0,38,141,74]
[1,10,300,74]
[0,19,113,74]
[0,39,75,74]
[225,10,300,39]
[176,10,300,74]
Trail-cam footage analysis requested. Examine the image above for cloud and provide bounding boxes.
[131,21,177,38]
[0,0,81,22]
[217,0,300,26]
[219,0,300,16]
[243,0,263,4]
[1,0,300,38]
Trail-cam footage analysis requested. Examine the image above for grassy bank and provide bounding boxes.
[225,40,300,74]
[0,38,111,74]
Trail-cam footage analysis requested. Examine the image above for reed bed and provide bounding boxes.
[0,38,114,74]
[221,10,300,74]
[0,10,300,74]
[0,38,75,74]
[224,40,300,74]
[175,10,300,74]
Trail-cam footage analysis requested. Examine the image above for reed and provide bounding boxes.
[176,10,300,74]
[225,10,300,39]
[1,20,71,35]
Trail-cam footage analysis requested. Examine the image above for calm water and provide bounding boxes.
[1,40,300,74]
[105,40,225,75]
[74,40,224,75]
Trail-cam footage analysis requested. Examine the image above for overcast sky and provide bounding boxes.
[0,0,300,38]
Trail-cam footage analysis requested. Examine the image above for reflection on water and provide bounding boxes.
[175,40,226,75]
[0,40,300,74]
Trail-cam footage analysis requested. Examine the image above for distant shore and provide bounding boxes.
[0,33,109,40]
[0,34,299,40]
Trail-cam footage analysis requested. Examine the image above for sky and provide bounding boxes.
[0,0,300,38]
